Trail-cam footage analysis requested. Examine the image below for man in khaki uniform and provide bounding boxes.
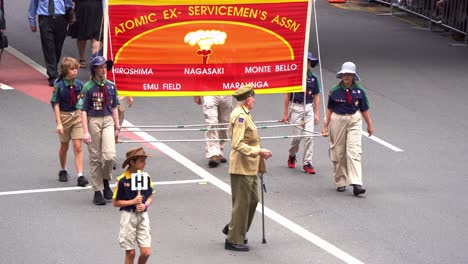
[194,95,232,168]
[223,84,272,252]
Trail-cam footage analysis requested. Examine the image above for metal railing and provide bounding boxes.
[374,0,468,45]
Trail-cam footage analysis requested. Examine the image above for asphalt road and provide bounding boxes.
[1,1,468,264]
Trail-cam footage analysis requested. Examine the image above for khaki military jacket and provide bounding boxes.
[229,104,260,175]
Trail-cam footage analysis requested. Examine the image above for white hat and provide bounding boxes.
[336,62,360,81]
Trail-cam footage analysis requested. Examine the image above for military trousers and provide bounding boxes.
[203,96,232,159]
[328,112,363,187]
[227,174,259,244]
[288,102,315,165]
[87,115,116,191]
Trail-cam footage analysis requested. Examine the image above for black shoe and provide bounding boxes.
[77,176,89,187]
[222,224,229,235]
[58,170,69,182]
[352,184,366,196]
[208,155,220,168]
[222,225,248,244]
[219,156,227,163]
[225,239,249,252]
[336,186,346,192]
[93,191,106,205]
[48,78,57,87]
[103,179,113,200]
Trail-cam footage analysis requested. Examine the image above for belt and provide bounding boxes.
[38,14,65,19]
[292,100,312,104]
[123,208,147,213]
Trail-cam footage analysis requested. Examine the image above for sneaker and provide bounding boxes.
[58,170,69,182]
[93,191,106,205]
[208,155,220,168]
[77,176,89,187]
[287,156,296,168]
[303,164,316,174]
[103,179,113,200]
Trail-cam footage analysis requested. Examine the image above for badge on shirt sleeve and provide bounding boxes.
[238,117,244,123]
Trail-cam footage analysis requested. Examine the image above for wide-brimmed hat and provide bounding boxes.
[90,56,113,71]
[122,147,152,169]
[307,52,319,68]
[336,61,360,81]
[232,83,255,101]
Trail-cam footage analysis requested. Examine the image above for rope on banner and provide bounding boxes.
[312,0,328,123]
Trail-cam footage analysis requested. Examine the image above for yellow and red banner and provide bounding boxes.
[106,0,311,96]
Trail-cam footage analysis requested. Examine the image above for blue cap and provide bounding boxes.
[90,56,113,71]
[307,52,319,68]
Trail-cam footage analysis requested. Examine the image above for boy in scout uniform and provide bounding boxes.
[282,51,321,174]
[223,84,272,252]
[321,62,374,196]
[77,55,120,205]
[50,57,88,187]
[113,147,154,264]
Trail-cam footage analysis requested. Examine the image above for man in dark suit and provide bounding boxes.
[28,0,73,86]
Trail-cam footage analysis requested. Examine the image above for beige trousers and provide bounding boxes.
[87,115,116,191]
[288,102,315,165]
[227,174,259,244]
[328,112,363,187]
[203,96,232,159]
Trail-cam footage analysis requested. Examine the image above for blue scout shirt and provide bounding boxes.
[327,82,370,115]
[76,78,119,116]
[290,71,321,104]
[50,79,83,112]
[113,171,155,212]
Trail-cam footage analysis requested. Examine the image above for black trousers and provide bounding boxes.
[38,15,67,81]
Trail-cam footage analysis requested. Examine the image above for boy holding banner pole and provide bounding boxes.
[113,147,154,264]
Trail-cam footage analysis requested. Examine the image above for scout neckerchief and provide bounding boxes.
[341,82,355,104]
[63,79,77,107]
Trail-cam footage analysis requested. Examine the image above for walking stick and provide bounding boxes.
[258,158,267,244]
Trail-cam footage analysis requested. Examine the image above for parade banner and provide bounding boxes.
[106,0,312,96]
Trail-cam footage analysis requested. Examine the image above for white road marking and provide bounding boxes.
[362,132,404,152]
[124,121,365,264]
[0,179,208,196]
[0,82,14,90]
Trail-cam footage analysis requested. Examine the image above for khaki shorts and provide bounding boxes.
[118,211,151,250]
[59,110,83,143]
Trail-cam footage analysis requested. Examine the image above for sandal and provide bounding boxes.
[79,59,86,68]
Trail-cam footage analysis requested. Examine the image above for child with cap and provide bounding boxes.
[321,62,373,196]
[113,147,154,264]
[76,55,119,205]
[282,51,321,174]
[50,56,89,187]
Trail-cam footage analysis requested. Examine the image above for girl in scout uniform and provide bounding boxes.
[321,62,374,196]
[77,56,119,205]
[50,57,88,187]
